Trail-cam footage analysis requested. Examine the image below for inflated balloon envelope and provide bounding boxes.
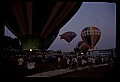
[4,2,82,51]
[60,31,77,45]
[81,26,101,50]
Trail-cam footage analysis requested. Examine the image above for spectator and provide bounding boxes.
[81,59,86,68]
[88,57,92,67]
[58,57,61,68]
[17,56,24,77]
[74,57,78,70]
[91,57,96,67]
[67,57,70,69]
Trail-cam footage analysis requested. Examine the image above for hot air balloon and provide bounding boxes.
[60,31,77,45]
[79,42,89,54]
[76,41,83,48]
[81,26,101,50]
[75,41,89,55]
[3,2,82,51]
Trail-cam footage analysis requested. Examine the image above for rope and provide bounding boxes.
[90,3,111,49]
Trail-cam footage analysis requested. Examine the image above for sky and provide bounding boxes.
[5,2,116,52]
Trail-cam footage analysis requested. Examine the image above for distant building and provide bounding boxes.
[88,48,116,57]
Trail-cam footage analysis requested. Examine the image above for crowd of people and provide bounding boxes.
[57,54,115,70]
[0,49,116,77]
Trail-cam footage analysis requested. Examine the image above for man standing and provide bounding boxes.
[67,57,70,69]
[18,56,24,77]
[58,57,61,68]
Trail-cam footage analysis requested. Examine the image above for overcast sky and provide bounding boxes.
[5,2,116,52]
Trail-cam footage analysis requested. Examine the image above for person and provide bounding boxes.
[81,59,86,68]
[88,56,92,67]
[74,57,78,70]
[101,57,104,64]
[58,57,61,68]
[71,57,75,69]
[91,57,95,67]
[67,57,70,69]
[17,56,24,77]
